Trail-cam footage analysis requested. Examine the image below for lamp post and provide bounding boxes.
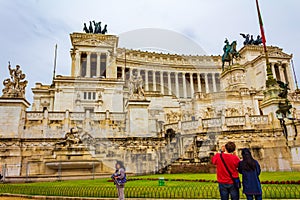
[275,82,294,143]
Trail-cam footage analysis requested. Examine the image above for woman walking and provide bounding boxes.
[238,148,262,200]
[112,161,126,200]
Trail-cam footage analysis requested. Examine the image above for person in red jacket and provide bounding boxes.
[212,142,240,200]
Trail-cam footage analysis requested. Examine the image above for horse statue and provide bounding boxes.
[221,39,240,71]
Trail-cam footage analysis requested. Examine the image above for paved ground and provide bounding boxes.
[0,198,30,200]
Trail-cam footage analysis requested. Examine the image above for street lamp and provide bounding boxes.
[275,81,295,141]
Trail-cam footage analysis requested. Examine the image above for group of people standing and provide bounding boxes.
[112,142,261,200]
[212,142,262,200]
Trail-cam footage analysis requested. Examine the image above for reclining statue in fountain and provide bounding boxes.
[56,128,82,147]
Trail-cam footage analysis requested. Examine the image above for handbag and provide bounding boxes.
[220,152,241,189]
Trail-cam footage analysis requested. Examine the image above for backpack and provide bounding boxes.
[118,173,127,184]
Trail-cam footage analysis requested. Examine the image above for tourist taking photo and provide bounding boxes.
[212,142,241,200]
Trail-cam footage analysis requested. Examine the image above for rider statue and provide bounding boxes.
[223,38,231,59]
[221,38,240,71]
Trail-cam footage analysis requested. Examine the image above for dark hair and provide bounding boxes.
[116,160,126,171]
[225,142,236,153]
[241,148,256,171]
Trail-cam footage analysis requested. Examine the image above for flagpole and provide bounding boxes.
[255,0,276,87]
[52,44,58,82]
[291,59,299,92]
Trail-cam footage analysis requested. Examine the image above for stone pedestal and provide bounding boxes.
[220,64,247,91]
[0,98,30,138]
[126,100,151,137]
[260,86,282,128]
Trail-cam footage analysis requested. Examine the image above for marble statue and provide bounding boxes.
[2,62,27,98]
[56,128,82,147]
[128,74,145,99]
[166,111,181,123]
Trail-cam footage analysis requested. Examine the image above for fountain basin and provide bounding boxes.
[45,160,100,169]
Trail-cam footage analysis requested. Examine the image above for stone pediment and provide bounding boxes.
[74,38,114,47]
[70,32,118,48]
[239,45,292,59]
[268,50,291,59]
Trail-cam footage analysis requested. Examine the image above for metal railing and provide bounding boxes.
[0,180,299,199]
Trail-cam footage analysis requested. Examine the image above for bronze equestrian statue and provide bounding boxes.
[221,39,240,71]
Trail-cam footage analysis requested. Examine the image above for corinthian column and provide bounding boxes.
[153,70,156,91]
[121,67,125,81]
[175,72,179,97]
[182,72,187,98]
[205,73,209,93]
[96,53,101,77]
[190,73,194,98]
[160,71,164,95]
[212,73,217,92]
[86,52,91,78]
[145,70,149,91]
[197,73,201,92]
[279,65,286,83]
[75,51,81,77]
[168,72,172,95]
[270,63,277,80]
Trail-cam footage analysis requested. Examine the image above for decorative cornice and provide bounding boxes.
[70,32,118,48]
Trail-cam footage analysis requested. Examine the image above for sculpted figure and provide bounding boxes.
[137,76,145,97]
[2,62,27,98]
[253,35,262,45]
[56,128,82,147]
[93,21,101,33]
[221,39,240,71]
[89,21,93,33]
[240,33,250,45]
[128,74,145,99]
[101,24,108,34]
[83,23,89,33]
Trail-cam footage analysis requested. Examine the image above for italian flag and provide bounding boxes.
[256,0,267,48]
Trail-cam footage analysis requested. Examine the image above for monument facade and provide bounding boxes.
[0,28,299,179]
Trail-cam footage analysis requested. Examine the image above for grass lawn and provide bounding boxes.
[0,172,299,199]
[134,171,300,182]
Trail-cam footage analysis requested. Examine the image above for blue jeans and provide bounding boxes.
[219,183,240,200]
[246,194,262,200]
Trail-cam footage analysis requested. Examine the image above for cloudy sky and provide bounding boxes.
[0,0,299,102]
